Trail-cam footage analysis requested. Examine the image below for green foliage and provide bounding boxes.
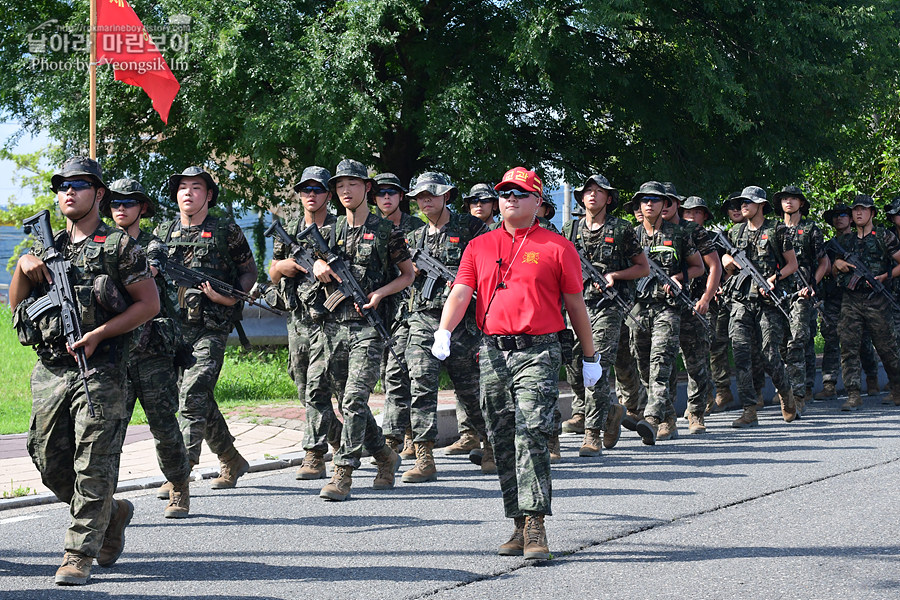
[215,345,297,403]
[1,482,34,498]
[0,305,37,434]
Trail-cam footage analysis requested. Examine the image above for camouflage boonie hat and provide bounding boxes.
[407,172,458,204]
[721,191,743,214]
[168,166,219,207]
[662,181,684,204]
[102,178,155,219]
[573,174,619,210]
[51,156,108,193]
[823,202,851,225]
[292,166,331,192]
[627,180,673,213]
[683,196,713,221]
[373,172,408,193]
[773,184,809,216]
[851,194,875,209]
[328,159,373,188]
[541,195,556,220]
[463,183,498,202]
[883,196,900,217]
[735,185,772,214]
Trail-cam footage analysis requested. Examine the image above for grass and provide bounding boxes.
[0,306,39,435]
[1,481,34,498]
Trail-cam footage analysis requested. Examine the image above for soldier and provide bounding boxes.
[815,202,880,400]
[721,186,799,427]
[562,174,648,456]
[774,185,828,414]
[831,194,900,410]
[661,190,722,434]
[466,183,500,226]
[156,166,257,491]
[402,173,488,482]
[104,178,192,519]
[310,159,415,501]
[10,157,159,585]
[434,166,600,560]
[269,166,345,480]
[630,181,704,444]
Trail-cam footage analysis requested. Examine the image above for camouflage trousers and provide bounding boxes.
[709,299,732,392]
[27,359,129,557]
[668,306,713,416]
[480,338,561,517]
[615,322,647,412]
[565,304,623,430]
[125,352,191,483]
[305,319,386,469]
[730,299,791,408]
[784,296,814,400]
[381,318,412,439]
[631,302,681,421]
[406,310,483,443]
[178,325,235,464]
[820,294,878,384]
[839,292,900,394]
[293,318,345,450]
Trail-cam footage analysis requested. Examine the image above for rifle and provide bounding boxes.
[164,262,284,316]
[638,248,712,336]
[410,246,462,301]
[296,223,408,370]
[577,253,646,331]
[264,219,317,284]
[710,228,792,321]
[23,210,97,417]
[828,239,900,312]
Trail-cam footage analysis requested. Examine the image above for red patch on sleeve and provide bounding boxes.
[798,229,804,235]
[448,236,460,243]
[761,234,768,240]
[363,233,375,240]
[663,240,673,246]
[201,231,212,238]
[93,235,106,243]
[871,230,878,236]
[604,237,615,243]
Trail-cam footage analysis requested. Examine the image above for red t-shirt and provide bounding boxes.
[454,223,583,335]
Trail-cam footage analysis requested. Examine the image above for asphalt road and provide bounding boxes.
[1,396,899,599]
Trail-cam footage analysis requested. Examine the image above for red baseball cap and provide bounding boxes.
[494,167,543,196]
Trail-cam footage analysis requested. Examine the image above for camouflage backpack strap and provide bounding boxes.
[375,216,393,269]
[101,228,127,290]
[211,215,238,278]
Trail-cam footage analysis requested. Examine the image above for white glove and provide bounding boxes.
[583,357,603,388]
[431,328,452,361]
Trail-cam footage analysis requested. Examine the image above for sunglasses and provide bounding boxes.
[640,195,665,204]
[109,199,140,210]
[297,186,327,194]
[375,188,400,197]
[498,189,533,199]
[57,180,94,192]
[467,197,495,205]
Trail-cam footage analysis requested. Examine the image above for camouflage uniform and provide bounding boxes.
[21,223,150,557]
[727,218,794,407]
[406,212,487,442]
[562,216,642,431]
[614,323,647,411]
[818,271,879,388]
[303,213,410,468]
[157,215,254,464]
[631,219,695,422]
[833,227,900,396]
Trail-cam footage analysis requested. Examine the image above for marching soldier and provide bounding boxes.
[466,183,500,226]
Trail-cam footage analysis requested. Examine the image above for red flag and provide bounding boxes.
[95,0,180,123]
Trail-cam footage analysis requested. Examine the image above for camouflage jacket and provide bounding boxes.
[562,215,642,306]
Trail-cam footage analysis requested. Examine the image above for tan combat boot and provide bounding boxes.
[709,388,733,414]
[399,428,415,459]
[603,403,625,449]
[636,416,659,445]
[657,416,679,441]
[621,409,644,431]
[296,450,327,480]
[523,514,550,560]
[579,429,602,457]
[97,498,134,567]
[320,464,353,501]
[732,405,758,428]
[866,378,880,397]
[211,447,250,489]
[561,412,585,434]
[164,479,190,519]
[481,439,497,474]
[402,441,438,483]
[548,434,561,463]
[841,390,863,411]
[688,413,707,434]
[385,435,403,454]
[157,480,173,500]
[444,430,481,455]
[795,391,806,416]
[780,389,798,422]
[498,516,526,556]
[814,382,836,400]
[55,551,93,586]
[372,444,402,489]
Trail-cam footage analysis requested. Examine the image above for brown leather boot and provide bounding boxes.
[320,465,353,501]
[523,514,550,560]
[55,551,92,586]
[548,434,561,463]
[710,387,733,413]
[603,403,625,449]
[296,450,327,480]
[657,416,679,441]
[621,409,644,431]
[780,389,798,422]
[385,435,403,454]
[841,390,863,411]
[399,428,415,459]
[164,479,190,519]
[866,378,880,397]
[732,406,758,428]
[579,428,602,457]
[97,498,134,567]
[562,413,585,434]
[444,430,480,455]
[498,516,526,556]
[372,444,401,489]
[688,413,707,434]
[636,416,659,445]
[157,480,173,500]
[481,439,497,474]
[211,447,250,489]
[814,382,836,400]
[402,441,437,483]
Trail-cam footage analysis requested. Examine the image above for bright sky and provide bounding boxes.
[0,121,51,206]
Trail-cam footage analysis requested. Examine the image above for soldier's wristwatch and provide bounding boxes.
[583,352,599,363]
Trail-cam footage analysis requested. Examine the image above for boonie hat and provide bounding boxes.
[51,156,108,193]
[773,185,810,216]
[573,174,618,210]
[373,172,408,193]
[169,166,219,207]
[630,181,673,210]
[102,178,154,218]
[735,185,771,214]
[883,196,900,217]
[408,172,459,204]
[293,166,331,192]
[683,196,713,222]
[328,159,373,188]
[823,202,852,225]
[851,194,875,209]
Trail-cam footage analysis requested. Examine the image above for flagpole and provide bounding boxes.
[89,0,97,159]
